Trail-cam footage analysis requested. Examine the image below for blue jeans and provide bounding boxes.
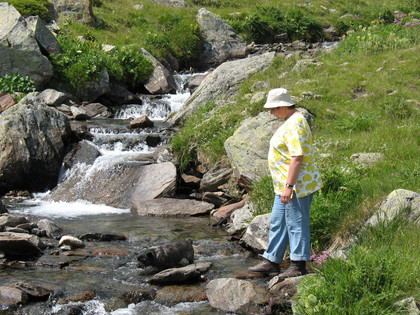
[262,193,314,263]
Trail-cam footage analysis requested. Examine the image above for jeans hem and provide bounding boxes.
[262,252,282,264]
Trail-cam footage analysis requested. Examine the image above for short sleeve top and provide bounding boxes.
[268,112,323,197]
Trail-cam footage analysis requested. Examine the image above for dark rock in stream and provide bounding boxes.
[148,262,213,284]
[154,284,207,304]
[0,232,45,259]
[63,140,101,168]
[131,198,214,216]
[79,233,127,242]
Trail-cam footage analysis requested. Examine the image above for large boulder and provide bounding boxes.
[148,262,213,284]
[131,198,214,216]
[0,3,53,89]
[49,162,177,209]
[25,16,61,54]
[0,94,72,195]
[75,68,110,102]
[365,189,420,226]
[206,278,268,314]
[141,48,177,94]
[167,52,275,125]
[49,0,95,25]
[239,213,271,254]
[0,232,45,259]
[150,0,188,7]
[196,8,247,69]
[225,111,282,184]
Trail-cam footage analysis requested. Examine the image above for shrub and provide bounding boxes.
[7,0,51,21]
[283,8,324,42]
[248,175,275,216]
[0,73,36,94]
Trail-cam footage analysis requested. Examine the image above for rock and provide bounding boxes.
[75,69,110,102]
[267,276,307,314]
[49,0,95,25]
[0,232,45,259]
[206,278,268,313]
[70,105,89,120]
[167,52,276,125]
[37,219,62,238]
[188,72,211,92]
[102,44,116,53]
[148,262,213,284]
[58,290,96,304]
[63,140,101,169]
[122,289,156,304]
[59,235,85,249]
[155,285,206,304]
[0,3,53,88]
[25,16,61,54]
[181,174,201,187]
[393,297,420,314]
[0,93,17,114]
[97,83,142,107]
[213,196,247,219]
[49,162,177,209]
[225,111,281,184]
[202,191,229,207]
[130,115,154,129]
[239,213,270,254]
[250,91,266,104]
[200,163,232,192]
[196,8,247,69]
[227,203,254,235]
[365,189,420,227]
[1,97,73,192]
[0,97,73,194]
[150,0,188,7]
[131,198,214,216]
[350,152,384,165]
[141,48,177,94]
[0,214,28,228]
[36,89,68,106]
[153,145,175,164]
[14,281,52,301]
[81,102,113,118]
[0,285,29,307]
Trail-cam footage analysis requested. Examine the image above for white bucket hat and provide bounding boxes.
[263,88,295,108]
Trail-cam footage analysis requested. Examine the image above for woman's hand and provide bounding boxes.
[281,186,293,204]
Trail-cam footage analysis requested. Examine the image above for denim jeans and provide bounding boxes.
[262,193,314,263]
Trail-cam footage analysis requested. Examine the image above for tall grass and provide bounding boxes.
[295,214,420,314]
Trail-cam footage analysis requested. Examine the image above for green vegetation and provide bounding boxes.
[7,0,51,21]
[0,73,36,94]
[295,213,420,314]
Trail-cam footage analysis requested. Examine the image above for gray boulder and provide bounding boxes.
[0,286,29,309]
[200,163,232,192]
[81,102,113,118]
[131,198,214,216]
[148,262,213,284]
[75,68,110,102]
[0,232,45,259]
[240,213,270,254]
[36,89,68,106]
[365,189,420,226]
[167,52,275,125]
[0,95,72,195]
[25,16,61,54]
[227,203,254,235]
[141,48,177,94]
[62,140,101,169]
[206,278,268,314]
[0,214,28,229]
[0,3,53,89]
[49,0,95,25]
[225,111,282,184]
[196,8,247,69]
[49,162,177,209]
[351,152,384,165]
[37,219,62,238]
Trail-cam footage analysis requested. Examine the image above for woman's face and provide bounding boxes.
[270,106,288,120]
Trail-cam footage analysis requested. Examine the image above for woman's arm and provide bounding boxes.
[281,155,303,204]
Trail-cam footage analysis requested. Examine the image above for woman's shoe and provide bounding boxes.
[248,259,280,276]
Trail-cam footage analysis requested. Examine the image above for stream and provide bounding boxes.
[2,73,262,314]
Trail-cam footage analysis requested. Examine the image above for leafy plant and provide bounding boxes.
[7,0,51,21]
[0,73,36,94]
[248,175,275,215]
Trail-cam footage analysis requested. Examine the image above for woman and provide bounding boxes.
[248,88,323,278]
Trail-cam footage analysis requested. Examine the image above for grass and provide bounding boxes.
[295,213,420,314]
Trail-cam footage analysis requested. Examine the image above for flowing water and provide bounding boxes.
[2,74,261,314]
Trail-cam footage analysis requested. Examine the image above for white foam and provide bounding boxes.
[14,198,129,218]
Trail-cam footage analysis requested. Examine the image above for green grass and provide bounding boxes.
[295,214,420,314]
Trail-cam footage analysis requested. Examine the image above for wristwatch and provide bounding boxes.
[285,183,294,188]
